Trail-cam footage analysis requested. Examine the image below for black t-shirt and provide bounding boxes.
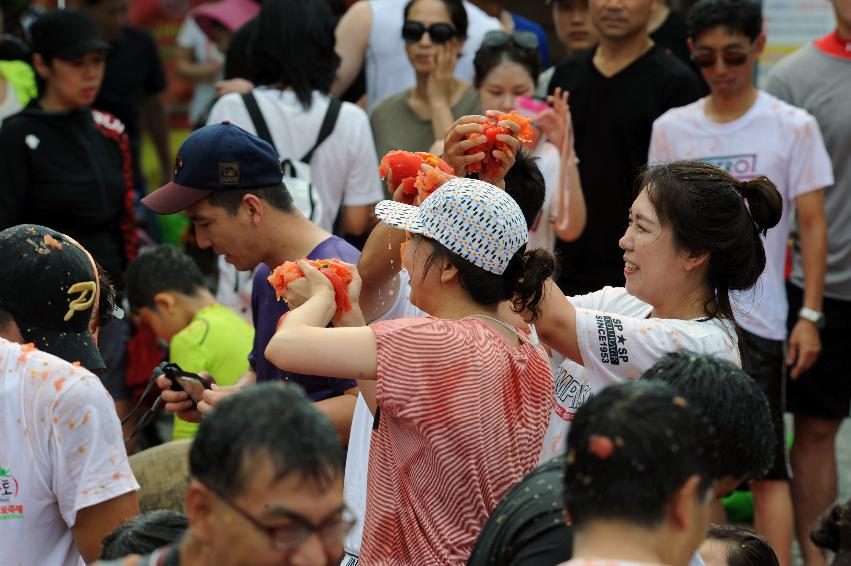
[547,46,704,294]
[0,104,136,280]
[95,26,166,149]
[468,459,572,566]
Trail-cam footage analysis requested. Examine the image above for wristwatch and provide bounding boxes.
[799,307,826,329]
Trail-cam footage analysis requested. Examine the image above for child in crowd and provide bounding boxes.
[699,524,780,566]
[126,245,254,440]
[266,177,556,564]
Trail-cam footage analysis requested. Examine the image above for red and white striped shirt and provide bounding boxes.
[360,316,552,565]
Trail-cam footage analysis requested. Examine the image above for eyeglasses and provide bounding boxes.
[690,49,750,68]
[481,30,540,51]
[402,21,458,45]
[201,480,357,551]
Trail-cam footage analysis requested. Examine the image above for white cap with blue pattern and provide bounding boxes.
[374,177,528,275]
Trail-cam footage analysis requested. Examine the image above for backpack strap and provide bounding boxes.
[301,97,342,163]
[241,92,276,151]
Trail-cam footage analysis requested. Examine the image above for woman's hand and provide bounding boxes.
[336,261,367,328]
[391,179,417,206]
[426,43,459,106]
[196,383,243,415]
[441,115,487,175]
[535,87,570,151]
[483,110,521,189]
[296,260,336,300]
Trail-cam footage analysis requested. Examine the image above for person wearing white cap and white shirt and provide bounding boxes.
[265,177,555,564]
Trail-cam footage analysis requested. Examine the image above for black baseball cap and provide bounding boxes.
[0,225,105,371]
[30,9,110,60]
[141,122,283,215]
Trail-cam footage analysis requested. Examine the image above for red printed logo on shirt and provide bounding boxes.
[0,467,23,520]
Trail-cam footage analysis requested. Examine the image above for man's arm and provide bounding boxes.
[140,94,172,185]
[338,203,375,236]
[330,1,372,98]
[357,221,407,322]
[314,388,359,443]
[787,189,827,379]
[72,492,140,563]
[173,46,221,83]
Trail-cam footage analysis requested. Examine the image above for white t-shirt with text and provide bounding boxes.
[0,339,139,566]
[649,91,834,341]
[538,287,739,462]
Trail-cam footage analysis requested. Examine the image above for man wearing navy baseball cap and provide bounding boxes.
[143,122,360,437]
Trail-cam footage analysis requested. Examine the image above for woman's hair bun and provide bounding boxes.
[738,177,783,235]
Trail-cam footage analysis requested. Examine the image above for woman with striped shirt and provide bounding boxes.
[265,177,555,564]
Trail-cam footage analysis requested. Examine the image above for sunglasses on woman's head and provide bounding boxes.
[402,21,457,45]
[481,30,540,51]
[690,49,749,67]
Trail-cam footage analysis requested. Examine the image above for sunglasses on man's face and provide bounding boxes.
[690,49,750,68]
[402,21,457,45]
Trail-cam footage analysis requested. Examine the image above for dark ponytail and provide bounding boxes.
[640,161,783,322]
[506,247,558,320]
[419,238,558,321]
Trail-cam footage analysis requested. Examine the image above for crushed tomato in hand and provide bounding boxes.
[465,111,533,179]
[378,150,455,201]
[267,259,353,324]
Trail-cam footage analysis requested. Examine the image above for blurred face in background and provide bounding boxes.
[477,58,536,114]
[34,50,106,110]
[79,0,129,42]
[552,0,599,53]
[403,0,464,76]
[689,26,763,98]
[589,0,655,42]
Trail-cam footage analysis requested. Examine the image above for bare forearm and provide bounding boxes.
[236,370,257,388]
[536,279,582,363]
[358,221,407,322]
[339,204,375,236]
[554,160,587,242]
[315,393,357,443]
[176,60,221,82]
[430,101,455,146]
[798,203,827,312]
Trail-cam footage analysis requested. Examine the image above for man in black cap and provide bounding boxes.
[144,122,361,439]
[0,224,139,564]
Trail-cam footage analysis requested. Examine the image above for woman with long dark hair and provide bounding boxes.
[535,160,783,461]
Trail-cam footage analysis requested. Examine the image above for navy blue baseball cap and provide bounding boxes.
[142,122,283,214]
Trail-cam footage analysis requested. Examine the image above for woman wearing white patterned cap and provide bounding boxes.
[265,177,555,565]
